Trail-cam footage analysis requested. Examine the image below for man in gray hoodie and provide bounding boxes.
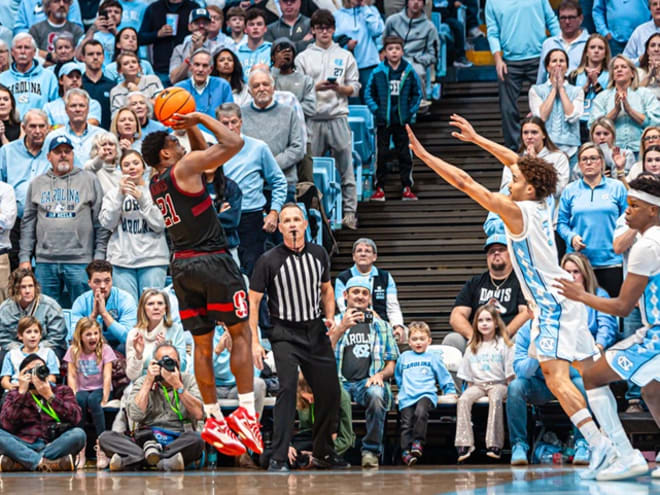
[383,0,440,108]
[19,135,108,308]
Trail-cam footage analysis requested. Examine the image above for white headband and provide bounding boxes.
[628,188,660,208]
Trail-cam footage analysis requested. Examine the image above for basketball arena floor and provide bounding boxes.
[0,465,657,495]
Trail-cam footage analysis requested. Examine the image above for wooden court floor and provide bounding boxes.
[0,466,657,495]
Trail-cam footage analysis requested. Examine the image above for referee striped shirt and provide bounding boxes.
[250,243,330,323]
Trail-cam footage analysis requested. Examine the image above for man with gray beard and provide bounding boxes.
[29,0,84,59]
[19,135,108,307]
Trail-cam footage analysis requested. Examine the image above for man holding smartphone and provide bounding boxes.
[295,9,361,230]
[330,276,400,469]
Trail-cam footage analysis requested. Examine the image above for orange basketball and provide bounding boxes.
[153,87,196,127]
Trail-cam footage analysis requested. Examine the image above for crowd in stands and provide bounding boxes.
[0,0,656,475]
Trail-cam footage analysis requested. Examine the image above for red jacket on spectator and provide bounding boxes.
[0,385,82,443]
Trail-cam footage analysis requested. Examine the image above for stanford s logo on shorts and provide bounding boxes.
[233,290,248,319]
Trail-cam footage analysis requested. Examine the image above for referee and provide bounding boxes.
[249,203,346,472]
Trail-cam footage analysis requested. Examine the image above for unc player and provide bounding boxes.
[405,118,619,479]
[557,175,660,480]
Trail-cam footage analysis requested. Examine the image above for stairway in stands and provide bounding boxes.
[332,81,526,343]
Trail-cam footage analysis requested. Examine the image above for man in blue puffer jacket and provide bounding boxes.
[365,36,422,202]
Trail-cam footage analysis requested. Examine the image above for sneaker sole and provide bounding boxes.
[511,458,528,466]
[370,197,385,202]
[596,463,649,481]
[406,457,418,466]
[652,468,660,478]
[225,416,264,455]
[201,430,247,456]
[486,452,501,460]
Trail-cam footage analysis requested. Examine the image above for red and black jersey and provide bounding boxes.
[150,166,228,253]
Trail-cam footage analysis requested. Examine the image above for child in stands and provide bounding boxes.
[395,321,457,466]
[366,36,423,202]
[64,317,116,469]
[1,316,59,391]
[455,304,514,462]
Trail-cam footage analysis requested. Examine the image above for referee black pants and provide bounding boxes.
[270,318,340,463]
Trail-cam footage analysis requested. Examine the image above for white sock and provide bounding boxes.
[238,392,256,416]
[573,415,602,448]
[203,402,223,420]
[586,386,634,456]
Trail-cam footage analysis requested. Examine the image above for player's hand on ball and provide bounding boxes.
[170,112,202,130]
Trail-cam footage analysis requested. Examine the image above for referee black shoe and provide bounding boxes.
[312,453,351,469]
[267,458,290,472]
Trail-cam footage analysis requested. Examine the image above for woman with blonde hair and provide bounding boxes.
[560,252,617,352]
[84,132,122,194]
[590,55,660,152]
[568,33,611,142]
[588,116,634,182]
[124,289,187,381]
[627,125,660,181]
[110,106,142,152]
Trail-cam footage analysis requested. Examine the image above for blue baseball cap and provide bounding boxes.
[189,8,210,23]
[59,62,82,77]
[484,233,507,252]
[345,276,371,292]
[48,135,73,153]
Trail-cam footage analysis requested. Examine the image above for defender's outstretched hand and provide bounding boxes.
[406,124,427,158]
[553,277,586,302]
[449,114,478,143]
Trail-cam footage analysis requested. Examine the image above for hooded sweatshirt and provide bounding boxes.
[0,60,59,118]
[383,9,439,69]
[333,5,384,69]
[19,167,108,264]
[295,41,360,120]
[99,183,170,269]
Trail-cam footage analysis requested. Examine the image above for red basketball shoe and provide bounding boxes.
[226,407,264,454]
[201,416,247,456]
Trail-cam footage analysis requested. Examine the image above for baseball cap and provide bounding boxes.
[483,233,507,252]
[189,8,211,23]
[345,276,371,292]
[48,135,74,152]
[59,62,82,77]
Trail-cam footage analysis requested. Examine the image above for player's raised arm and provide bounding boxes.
[406,124,523,234]
[449,114,518,168]
[171,112,244,175]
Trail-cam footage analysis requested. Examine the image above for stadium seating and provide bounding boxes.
[312,156,343,229]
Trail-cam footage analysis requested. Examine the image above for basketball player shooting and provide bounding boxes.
[405,119,630,480]
[142,111,263,457]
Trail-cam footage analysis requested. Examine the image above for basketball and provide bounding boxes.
[153,87,196,127]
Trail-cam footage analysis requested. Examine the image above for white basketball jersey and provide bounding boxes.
[628,225,660,330]
[505,200,572,320]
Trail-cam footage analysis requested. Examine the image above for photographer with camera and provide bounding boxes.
[0,353,85,472]
[98,342,205,472]
[330,276,400,469]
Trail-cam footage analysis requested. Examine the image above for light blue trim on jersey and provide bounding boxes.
[641,273,660,327]
[510,238,564,358]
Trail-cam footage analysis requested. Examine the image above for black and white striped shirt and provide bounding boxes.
[250,243,330,323]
